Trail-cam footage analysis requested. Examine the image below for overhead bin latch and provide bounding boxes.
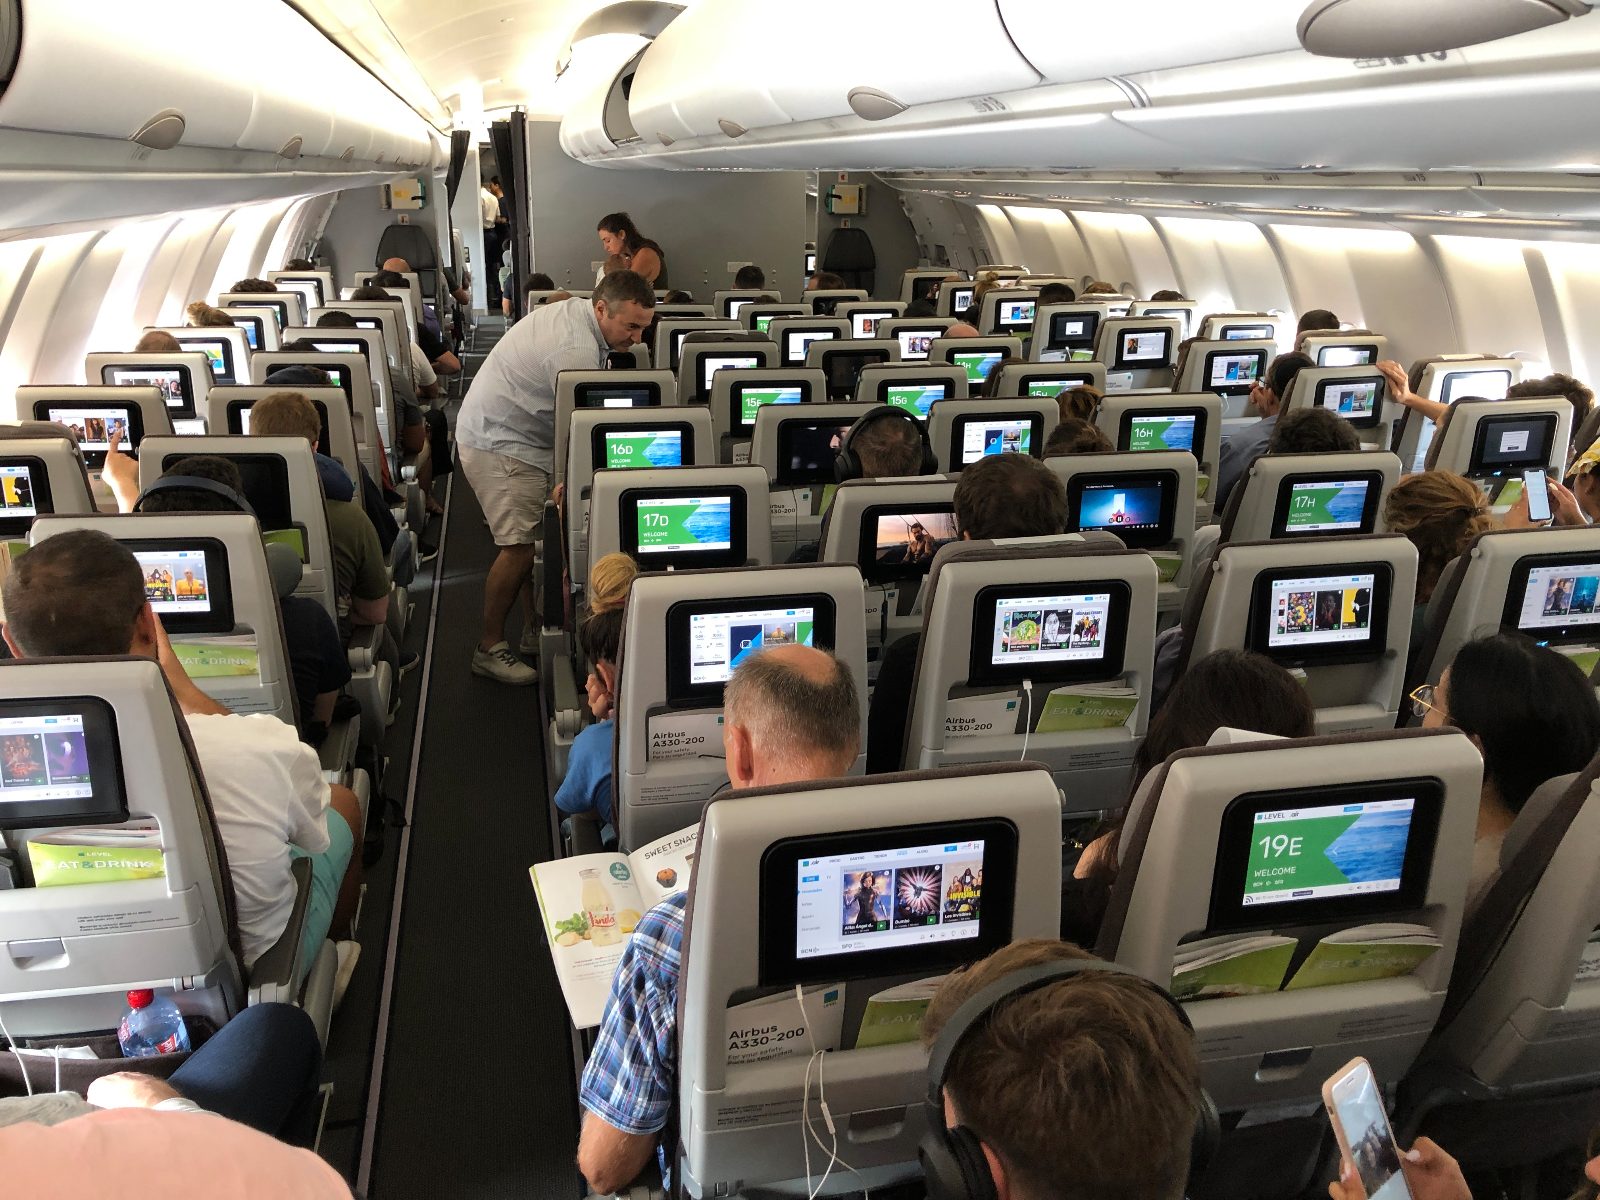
[129,108,185,151]
[848,87,908,122]
[1297,0,1592,58]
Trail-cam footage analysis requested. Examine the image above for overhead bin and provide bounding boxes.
[627,0,1041,145]
[0,0,434,168]
[997,0,1302,81]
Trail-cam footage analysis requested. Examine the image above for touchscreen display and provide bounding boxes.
[275,278,323,309]
[1026,378,1087,398]
[172,419,207,436]
[949,287,975,311]
[754,314,778,334]
[0,712,93,807]
[1441,369,1512,404]
[107,368,186,410]
[576,385,656,409]
[634,495,733,555]
[231,318,262,349]
[787,330,835,363]
[777,421,851,483]
[1474,415,1554,471]
[1223,325,1272,340]
[850,311,893,338]
[886,383,945,417]
[312,340,367,361]
[738,385,804,425]
[728,299,753,321]
[701,354,760,396]
[797,836,987,959]
[603,430,683,470]
[1267,571,1376,649]
[186,340,229,379]
[0,464,39,519]
[1515,561,1600,633]
[991,592,1112,667]
[134,547,213,616]
[960,419,1033,463]
[1208,352,1262,390]
[954,351,1003,384]
[998,300,1036,327]
[1282,479,1371,534]
[48,407,132,453]
[870,510,958,573]
[1118,330,1169,364]
[1241,797,1415,909]
[898,330,939,360]
[1319,345,1375,368]
[1076,481,1165,537]
[1050,314,1094,343]
[1126,414,1196,453]
[824,351,885,399]
[689,605,816,685]
[1319,378,1382,419]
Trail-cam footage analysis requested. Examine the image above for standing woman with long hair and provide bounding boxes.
[596,212,668,288]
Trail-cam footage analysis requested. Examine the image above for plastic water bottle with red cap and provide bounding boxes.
[117,989,191,1057]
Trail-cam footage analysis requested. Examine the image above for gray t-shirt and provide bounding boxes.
[456,296,609,470]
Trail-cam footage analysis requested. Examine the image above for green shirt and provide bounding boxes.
[326,499,387,638]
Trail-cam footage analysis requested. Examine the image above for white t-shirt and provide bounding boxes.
[481,188,499,230]
[184,713,331,966]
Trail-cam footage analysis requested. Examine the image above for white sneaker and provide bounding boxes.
[333,940,361,1013]
[518,627,541,657]
[471,641,537,685]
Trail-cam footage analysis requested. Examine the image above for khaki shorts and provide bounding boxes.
[458,444,549,547]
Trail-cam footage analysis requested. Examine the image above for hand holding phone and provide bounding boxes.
[1524,469,1553,524]
[1323,1058,1414,1200]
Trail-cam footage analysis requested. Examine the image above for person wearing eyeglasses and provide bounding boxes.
[1410,633,1600,908]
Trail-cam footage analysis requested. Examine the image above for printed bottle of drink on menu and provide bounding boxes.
[580,867,621,947]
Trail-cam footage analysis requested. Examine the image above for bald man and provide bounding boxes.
[944,321,981,339]
[576,644,861,1195]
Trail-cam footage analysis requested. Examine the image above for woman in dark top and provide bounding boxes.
[597,212,667,287]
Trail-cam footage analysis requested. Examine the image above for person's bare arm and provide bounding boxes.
[1377,360,1447,424]
[432,351,461,377]
[154,618,230,716]
[101,429,141,513]
[577,1112,657,1196]
[629,246,662,285]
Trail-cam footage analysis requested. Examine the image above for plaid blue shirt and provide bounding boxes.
[580,891,687,1152]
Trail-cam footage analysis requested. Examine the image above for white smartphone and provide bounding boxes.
[1524,469,1553,523]
[1322,1057,1414,1200]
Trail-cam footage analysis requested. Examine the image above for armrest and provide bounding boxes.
[541,499,564,629]
[318,716,360,774]
[565,813,606,857]
[248,856,312,1005]
[347,625,382,672]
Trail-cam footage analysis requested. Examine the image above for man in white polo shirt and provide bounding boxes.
[457,269,655,684]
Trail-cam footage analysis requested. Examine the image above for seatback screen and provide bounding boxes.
[106,367,189,412]
[700,354,760,400]
[1049,313,1097,345]
[897,330,941,360]
[1069,473,1177,549]
[600,429,684,470]
[991,592,1112,667]
[179,338,232,382]
[1026,376,1093,398]
[44,406,139,464]
[953,351,1004,384]
[1124,413,1198,454]
[635,495,731,554]
[1114,329,1171,368]
[1440,368,1512,405]
[1265,571,1376,650]
[689,604,817,685]
[1316,376,1385,428]
[0,699,126,831]
[957,417,1037,465]
[949,287,975,312]
[1222,324,1272,340]
[135,547,213,617]
[860,505,958,582]
[824,350,886,400]
[736,384,804,428]
[997,299,1035,329]
[775,421,851,485]
[850,310,894,338]
[786,330,836,364]
[885,383,946,418]
[1470,413,1556,473]
[0,463,40,521]
[1507,558,1600,642]
[1242,797,1416,909]
[230,316,263,350]
[1206,351,1264,394]
[1277,478,1374,535]
[574,383,659,409]
[1317,345,1376,368]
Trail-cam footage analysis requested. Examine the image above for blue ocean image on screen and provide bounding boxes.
[643,435,682,467]
[1323,810,1411,883]
[683,499,732,546]
[1160,420,1195,451]
[1322,484,1367,527]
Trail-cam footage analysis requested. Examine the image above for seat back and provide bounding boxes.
[1094,317,1183,391]
[1196,311,1280,342]
[266,271,337,312]
[741,303,806,334]
[819,476,961,656]
[676,339,779,406]
[1422,396,1570,482]
[993,359,1107,399]
[749,402,877,559]
[819,226,876,292]
[653,320,741,371]
[1394,355,1521,471]
[712,290,780,320]
[677,764,1064,1198]
[1098,728,1481,1114]
[807,339,901,401]
[899,267,961,305]
[20,386,175,463]
[1409,526,1600,702]
[85,352,215,429]
[1172,339,1276,417]
[767,317,850,369]
[805,287,869,316]
[1129,299,1200,337]
[901,538,1158,812]
[926,336,1022,393]
[0,431,95,540]
[219,291,305,330]
[329,294,413,356]
[877,318,957,361]
[1045,451,1198,618]
[30,513,295,725]
[1219,451,1401,546]
[0,657,243,1038]
[707,368,826,463]
[353,269,422,316]
[250,351,383,480]
[588,465,774,576]
[1094,392,1225,507]
[206,385,362,491]
[1185,534,1418,732]
[1028,303,1114,362]
[654,303,715,319]
[614,563,868,848]
[373,226,438,293]
[140,327,251,389]
[552,369,676,488]
[565,408,715,588]
[852,363,968,414]
[925,398,1057,473]
[137,436,336,624]
[837,301,907,340]
[1282,364,1399,452]
[977,288,1040,337]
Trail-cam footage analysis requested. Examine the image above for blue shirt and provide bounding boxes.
[555,719,614,826]
[579,893,686,1179]
[1213,414,1279,510]
[314,452,356,503]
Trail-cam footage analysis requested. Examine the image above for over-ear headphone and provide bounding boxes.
[833,405,938,483]
[133,475,257,518]
[919,959,1221,1200]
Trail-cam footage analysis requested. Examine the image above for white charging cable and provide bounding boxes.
[795,984,868,1200]
[1018,679,1035,762]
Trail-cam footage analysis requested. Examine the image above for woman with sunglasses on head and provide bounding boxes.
[1411,633,1600,908]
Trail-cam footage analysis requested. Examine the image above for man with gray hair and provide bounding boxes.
[576,643,860,1195]
[457,270,656,685]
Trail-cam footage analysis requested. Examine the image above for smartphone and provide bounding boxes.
[1524,469,1553,523]
[1323,1058,1413,1200]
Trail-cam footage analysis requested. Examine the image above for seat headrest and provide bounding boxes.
[264,541,303,600]
[1502,770,1581,866]
[822,227,877,271]
[376,224,437,271]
